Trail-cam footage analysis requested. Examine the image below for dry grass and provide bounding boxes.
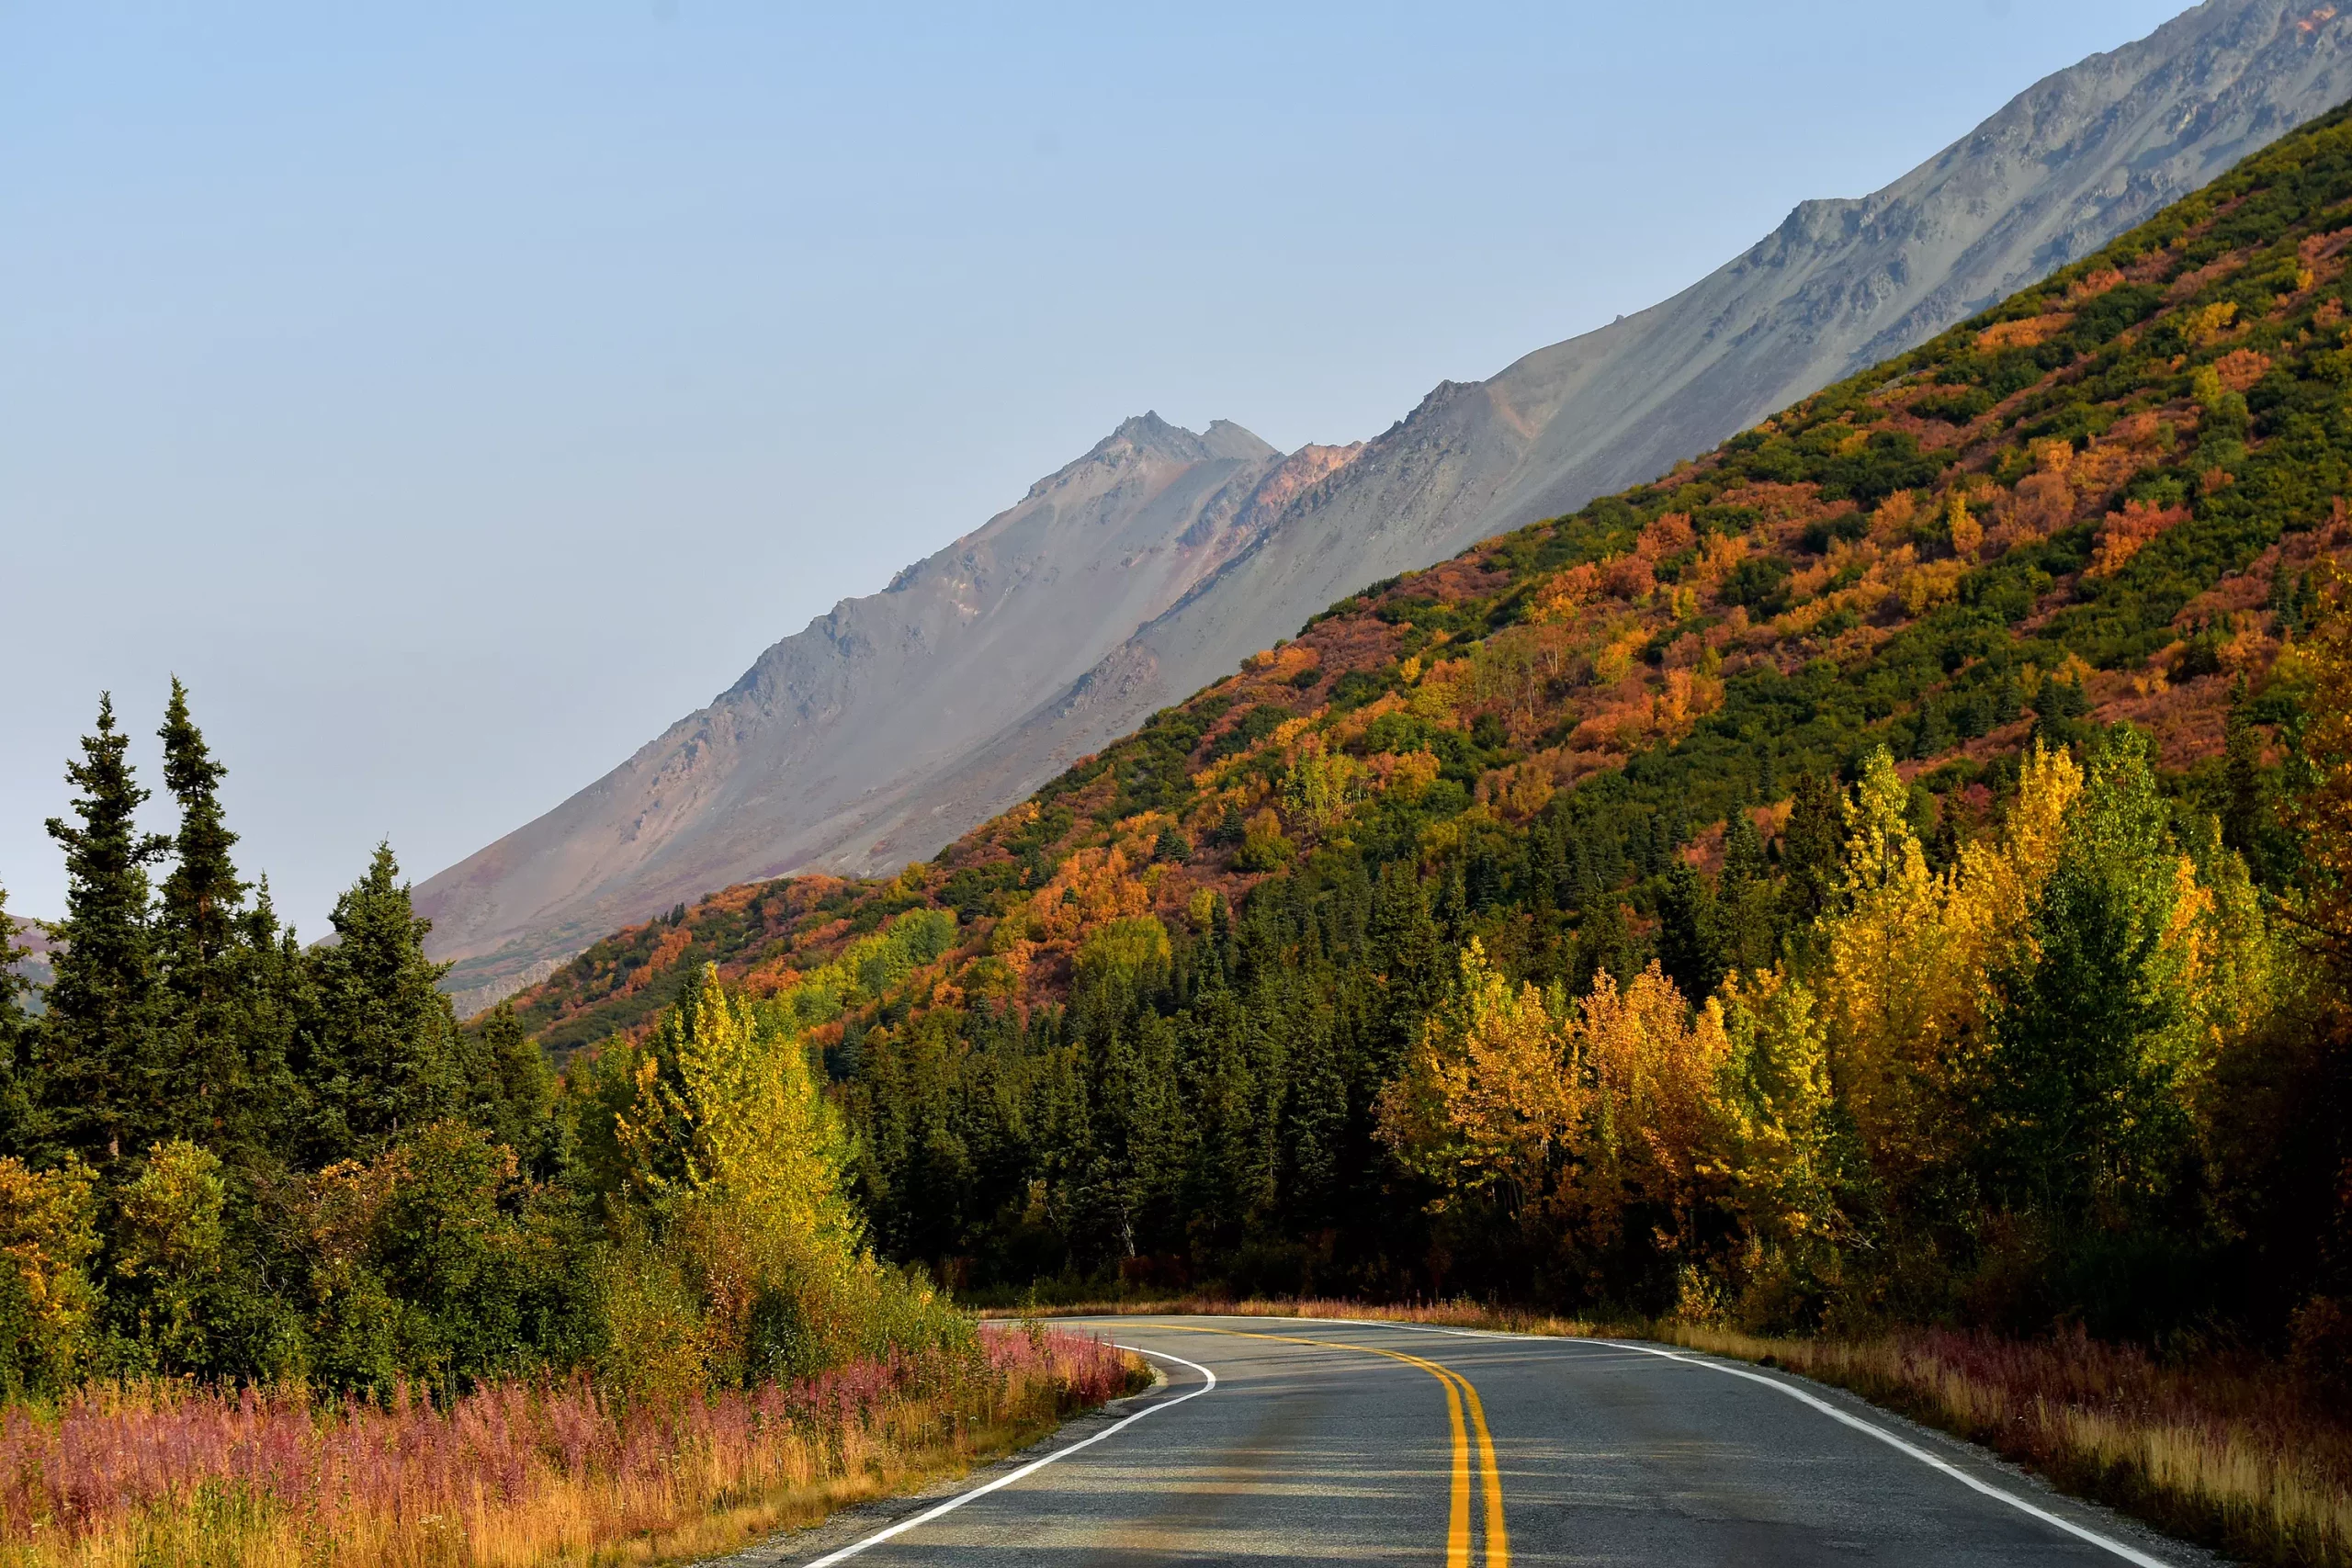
[1664,1325,2352,1568]
[979,1293,1609,1337]
[0,1326,1142,1568]
[1000,1295,2352,1566]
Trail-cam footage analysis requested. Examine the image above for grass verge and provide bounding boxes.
[0,1325,1146,1568]
[993,1295,2348,1566]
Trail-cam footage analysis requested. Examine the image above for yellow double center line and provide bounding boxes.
[1148,1323,1508,1567]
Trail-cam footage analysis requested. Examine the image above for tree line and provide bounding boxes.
[0,684,955,1396]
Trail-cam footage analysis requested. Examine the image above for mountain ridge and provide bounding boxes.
[419,0,2352,1010]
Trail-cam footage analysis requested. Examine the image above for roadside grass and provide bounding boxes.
[993,1296,2350,1567]
[0,1326,1144,1568]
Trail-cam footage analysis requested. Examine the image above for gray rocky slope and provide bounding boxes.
[418,0,2352,1005]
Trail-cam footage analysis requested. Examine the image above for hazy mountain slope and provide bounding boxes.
[418,416,1363,1001]
[422,0,2351,1007]
[1086,0,2352,750]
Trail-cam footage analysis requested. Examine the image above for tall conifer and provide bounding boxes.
[40,694,170,1165]
[154,680,244,1000]
[301,842,461,1161]
[153,680,251,1141]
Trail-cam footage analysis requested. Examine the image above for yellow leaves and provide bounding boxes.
[1409,659,1471,725]
[2186,300,2240,347]
[1376,943,1732,1256]
[1370,749,1442,802]
[1592,633,1642,685]
[1947,490,1984,558]
[1377,940,1577,1212]
[1898,559,1965,616]
[0,1156,99,1383]
[1288,738,1374,831]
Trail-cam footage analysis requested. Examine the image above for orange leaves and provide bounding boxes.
[1528,562,1600,623]
[1027,845,1153,946]
[2089,499,2191,579]
[2212,347,2274,392]
[1602,552,1656,601]
[2064,266,2125,304]
[1637,512,1696,559]
[1975,312,2074,352]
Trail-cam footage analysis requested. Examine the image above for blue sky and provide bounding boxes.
[2,0,2190,933]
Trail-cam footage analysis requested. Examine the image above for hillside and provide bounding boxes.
[510,87,2340,1011]
[494,96,2352,1350]
[418,0,2352,1011]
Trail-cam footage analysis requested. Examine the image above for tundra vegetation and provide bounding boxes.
[483,105,2352,1563]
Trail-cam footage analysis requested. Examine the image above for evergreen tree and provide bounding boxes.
[40,694,171,1166]
[1779,771,1843,945]
[1656,859,1725,1003]
[301,843,462,1161]
[153,681,252,1142]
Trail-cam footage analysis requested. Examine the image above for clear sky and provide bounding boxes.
[3,0,2192,935]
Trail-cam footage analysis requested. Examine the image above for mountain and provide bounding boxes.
[6,917,54,1016]
[419,0,2352,1009]
[419,415,1363,1003]
[499,88,2347,1082]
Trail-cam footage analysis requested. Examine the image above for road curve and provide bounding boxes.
[744,1314,2222,1568]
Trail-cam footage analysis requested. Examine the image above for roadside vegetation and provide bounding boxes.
[0,691,1144,1563]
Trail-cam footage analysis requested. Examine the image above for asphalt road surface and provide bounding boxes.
[741,1315,2222,1568]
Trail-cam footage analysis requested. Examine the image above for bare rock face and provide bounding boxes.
[417,415,1351,1001]
[419,0,2352,1009]
[1114,0,2352,720]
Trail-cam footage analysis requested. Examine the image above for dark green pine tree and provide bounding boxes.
[153,680,251,1142]
[464,1002,557,1170]
[301,842,462,1162]
[1778,771,1845,952]
[40,694,172,1166]
[1655,860,1725,1003]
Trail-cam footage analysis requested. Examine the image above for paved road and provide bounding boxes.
[749,1315,2221,1568]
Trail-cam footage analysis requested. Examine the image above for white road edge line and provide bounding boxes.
[1301,1316,2175,1568]
[797,1343,1216,1567]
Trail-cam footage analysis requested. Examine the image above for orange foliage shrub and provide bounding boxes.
[2089,500,2192,579]
[1976,313,2074,352]
[1637,512,1696,559]
[2213,347,2274,392]
[1602,553,1655,600]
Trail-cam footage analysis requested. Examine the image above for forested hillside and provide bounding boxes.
[491,103,2352,1340]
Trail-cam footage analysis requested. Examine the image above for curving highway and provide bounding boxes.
[741,1315,2219,1568]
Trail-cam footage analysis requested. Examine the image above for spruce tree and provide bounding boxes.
[153,680,251,1142]
[301,842,461,1161]
[1656,860,1725,1003]
[40,694,171,1166]
[154,680,244,1001]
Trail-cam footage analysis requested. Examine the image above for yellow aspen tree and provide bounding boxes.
[1566,963,1732,1259]
[1375,939,1578,1219]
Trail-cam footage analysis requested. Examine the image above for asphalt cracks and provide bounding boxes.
[718,1315,2230,1568]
